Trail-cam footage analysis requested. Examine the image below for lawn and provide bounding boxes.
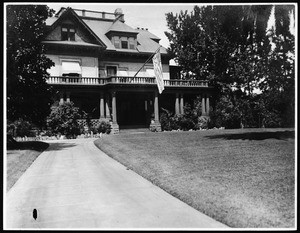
[94,128,295,228]
[6,141,49,191]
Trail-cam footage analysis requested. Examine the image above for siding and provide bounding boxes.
[99,61,170,79]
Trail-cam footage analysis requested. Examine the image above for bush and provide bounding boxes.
[198,116,210,129]
[7,119,36,137]
[160,105,199,131]
[47,101,83,138]
[208,95,241,129]
[263,111,282,128]
[160,108,174,131]
[97,121,111,134]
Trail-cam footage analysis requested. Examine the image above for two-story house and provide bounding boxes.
[44,7,213,133]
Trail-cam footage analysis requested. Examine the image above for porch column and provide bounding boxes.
[100,93,105,119]
[66,92,70,103]
[112,91,117,123]
[202,94,206,116]
[180,93,184,114]
[154,90,159,122]
[110,91,119,134]
[59,92,64,105]
[149,90,161,132]
[206,95,210,115]
[175,93,180,114]
[105,94,110,119]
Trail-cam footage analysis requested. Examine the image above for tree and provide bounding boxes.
[165,4,295,128]
[6,5,55,128]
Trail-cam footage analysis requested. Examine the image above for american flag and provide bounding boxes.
[152,48,165,94]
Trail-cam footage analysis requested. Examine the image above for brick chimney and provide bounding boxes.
[114,8,124,22]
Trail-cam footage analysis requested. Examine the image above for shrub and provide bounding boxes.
[97,121,111,134]
[47,101,83,138]
[263,110,282,128]
[208,95,241,129]
[198,116,210,129]
[7,119,36,137]
[160,108,173,131]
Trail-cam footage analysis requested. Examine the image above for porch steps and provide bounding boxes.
[119,126,150,134]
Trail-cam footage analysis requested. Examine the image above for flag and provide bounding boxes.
[152,48,165,94]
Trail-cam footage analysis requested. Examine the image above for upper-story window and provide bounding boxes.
[129,38,135,49]
[121,40,128,49]
[112,36,135,50]
[61,25,76,41]
[113,37,120,48]
[61,61,81,77]
[106,66,117,76]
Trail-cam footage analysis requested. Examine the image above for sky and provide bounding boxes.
[44,2,295,66]
[46,3,202,50]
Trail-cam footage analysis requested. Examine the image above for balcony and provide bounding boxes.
[47,76,209,87]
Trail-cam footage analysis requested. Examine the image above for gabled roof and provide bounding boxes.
[45,7,168,55]
[45,7,106,48]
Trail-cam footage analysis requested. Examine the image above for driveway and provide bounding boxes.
[5,138,229,229]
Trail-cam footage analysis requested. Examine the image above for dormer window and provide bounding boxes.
[129,38,135,49]
[111,36,136,50]
[61,25,76,41]
[113,37,120,48]
[121,40,128,49]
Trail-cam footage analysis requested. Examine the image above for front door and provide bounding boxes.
[117,92,151,127]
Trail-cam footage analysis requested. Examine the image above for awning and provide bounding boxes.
[61,61,81,74]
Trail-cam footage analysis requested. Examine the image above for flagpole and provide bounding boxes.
[130,46,161,82]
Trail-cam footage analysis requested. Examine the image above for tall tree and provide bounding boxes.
[165,5,269,96]
[165,4,295,128]
[261,5,295,126]
[6,5,55,128]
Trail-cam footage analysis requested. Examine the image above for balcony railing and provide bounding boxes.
[47,76,209,87]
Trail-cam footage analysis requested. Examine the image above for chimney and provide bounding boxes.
[114,8,124,22]
[82,10,86,17]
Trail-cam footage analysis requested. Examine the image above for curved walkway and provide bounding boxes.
[5,138,229,229]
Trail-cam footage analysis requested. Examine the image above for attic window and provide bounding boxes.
[113,37,120,49]
[121,40,128,49]
[129,38,135,49]
[61,25,76,41]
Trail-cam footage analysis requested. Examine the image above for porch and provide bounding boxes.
[48,76,213,134]
[47,76,209,87]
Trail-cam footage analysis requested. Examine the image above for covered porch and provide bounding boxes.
[56,84,213,133]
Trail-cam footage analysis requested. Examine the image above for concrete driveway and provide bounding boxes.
[5,138,229,229]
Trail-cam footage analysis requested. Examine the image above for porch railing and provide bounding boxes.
[47,76,209,87]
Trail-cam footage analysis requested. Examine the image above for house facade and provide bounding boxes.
[44,7,213,133]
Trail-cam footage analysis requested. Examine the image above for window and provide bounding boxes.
[121,40,128,49]
[113,37,120,49]
[106,66,117,76]
[61,25,76,41]
[61,61,81,76]
[129,38,135,49]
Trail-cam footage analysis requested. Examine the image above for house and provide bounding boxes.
[44,7,213,133]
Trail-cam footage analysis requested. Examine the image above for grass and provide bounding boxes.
[94,128,295,228]
[6,140,49,191]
